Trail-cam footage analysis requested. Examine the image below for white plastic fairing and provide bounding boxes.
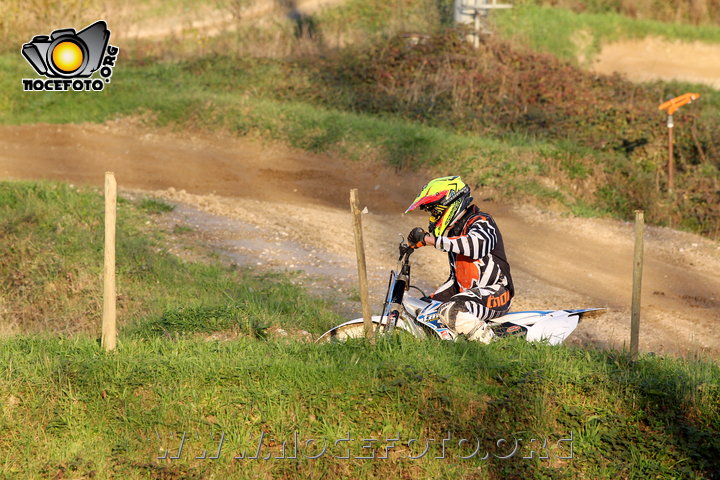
[403,296,431,317]
[525,313,579,345]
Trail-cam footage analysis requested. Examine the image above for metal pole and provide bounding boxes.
[474,8,480,48]
[350,189,374,340]
[667,115,674,193]
[102,172,117,352]
[630,210,644,361]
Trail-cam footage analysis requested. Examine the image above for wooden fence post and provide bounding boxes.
[630,210,644,361]
[102,172,117,352]
[350,189,374,340]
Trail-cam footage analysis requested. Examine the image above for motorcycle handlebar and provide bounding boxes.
[398,243,414,259]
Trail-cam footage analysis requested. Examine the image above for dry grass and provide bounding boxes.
[1,0,105,52]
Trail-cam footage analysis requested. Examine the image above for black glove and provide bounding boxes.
[408,227,427,248]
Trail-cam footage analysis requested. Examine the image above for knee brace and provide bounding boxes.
[438,301,480,333]
[438,301,495,344]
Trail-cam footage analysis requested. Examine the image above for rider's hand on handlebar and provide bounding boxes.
[408,227,428,249]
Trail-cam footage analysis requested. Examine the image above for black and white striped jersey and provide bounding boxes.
[430,205,514,301]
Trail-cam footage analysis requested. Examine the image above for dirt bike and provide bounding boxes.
[316,236,603,344]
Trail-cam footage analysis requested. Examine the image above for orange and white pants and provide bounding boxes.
[437,284,512,342]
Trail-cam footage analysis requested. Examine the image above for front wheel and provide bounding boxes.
[315,317,432,343]
[315,322,376,343]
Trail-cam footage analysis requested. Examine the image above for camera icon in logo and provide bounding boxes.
[21,20,109,78]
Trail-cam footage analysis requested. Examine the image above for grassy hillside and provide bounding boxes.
[0,181,719,479]
[0,331,718,478]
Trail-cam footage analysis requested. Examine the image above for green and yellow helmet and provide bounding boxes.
[405,176,473,237]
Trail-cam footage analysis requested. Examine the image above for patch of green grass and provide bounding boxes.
[128,302,269,339]
[0,335,717,478]
[569,199,606,218]
[138,198,175,214]
[315,0,446,43]
[172,224,193,234]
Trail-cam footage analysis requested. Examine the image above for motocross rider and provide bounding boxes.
[406,176,514,343]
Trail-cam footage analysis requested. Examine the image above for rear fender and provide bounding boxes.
[525,312,579,345]
[496,308,605,327]
[494,308,605,345]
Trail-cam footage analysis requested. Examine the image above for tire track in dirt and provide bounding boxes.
[1,121,719,356]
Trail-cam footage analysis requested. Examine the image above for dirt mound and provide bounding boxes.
[592,37,720,89]
[1,121,719,356]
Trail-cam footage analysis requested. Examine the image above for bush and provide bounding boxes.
[306,29,720,236]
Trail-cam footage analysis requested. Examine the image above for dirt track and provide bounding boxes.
[592,37,720,89]
[1,121,719,357]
